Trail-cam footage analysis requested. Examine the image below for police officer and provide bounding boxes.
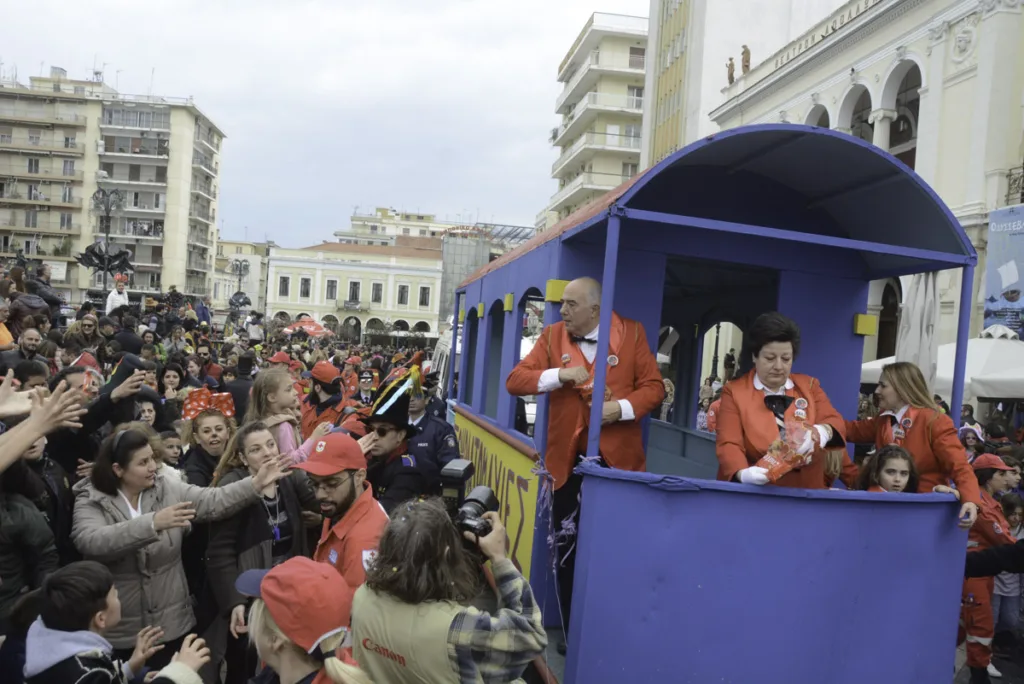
[352,369,376,406]
[358,367,431,513]
[408,386,460,487]
[422,372,447,420]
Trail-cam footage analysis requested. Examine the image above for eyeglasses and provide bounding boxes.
[311,472,355,493]
[372,426,398,439]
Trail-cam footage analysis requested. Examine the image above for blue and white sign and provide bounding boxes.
[984,205,1024,335]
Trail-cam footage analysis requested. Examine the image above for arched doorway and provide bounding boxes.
[341,316,361,341]
[365,317,384,332]
[804,104,830,128]
[392,319,410,332]
[321,314,340,334]
[881,61,921,169]
[877,281,901,359]
[837,84,873,143]
[273,311,291,324]
[412,321,431,333]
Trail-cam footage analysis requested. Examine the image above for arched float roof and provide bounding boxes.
[462,124,976,287]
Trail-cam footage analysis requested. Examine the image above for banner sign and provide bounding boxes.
[984,205,1024,335]
[453,409,539,579]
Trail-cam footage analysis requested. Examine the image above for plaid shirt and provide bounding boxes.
[447,557,548,683]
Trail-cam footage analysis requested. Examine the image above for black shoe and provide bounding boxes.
[970,666,992,684]
[556,641,567,656]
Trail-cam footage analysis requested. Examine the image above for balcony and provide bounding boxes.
[546,171,625,214]
[191,152,218,176]
[194,133,220,154]
[557,13,649,79]
[556,50,647,114]
[189,206,214,224]
[0,111,88,128]
[100,114,171,133]
[133,261,162,271]
[92,273,160,293]
[123,203,164,215]
[552,92,643,147]
[0,217,81,235]
[1008,166,1023,206]
[188,231,212,247]
[100,173,167,188]
[97,221,165,240]
[100,141,169,160]
[551,131,641,176]
[339,300,368,312]
[0,165,83,182]
[185,283,209,296]
[0,191,80,210]
[186,254,210,272]
[191,181,217,200]
[0,135,84,157]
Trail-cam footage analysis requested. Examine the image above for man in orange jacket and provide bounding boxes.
[300,361,355,439]
[295,431,388,600]
[506,276,664,646]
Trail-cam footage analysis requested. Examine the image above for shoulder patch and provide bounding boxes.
[401,454,416,468]
[362,549,378,570]
[445,434,456,448]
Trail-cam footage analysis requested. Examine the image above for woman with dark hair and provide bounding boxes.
[352,497,546,682]
[159,363,187,423]
[715,312,850,489]
[71,427,288,668]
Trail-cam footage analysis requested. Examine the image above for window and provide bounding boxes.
[24,210,37,228]
[326,279,338,300]
[60,212,73,229]
[64,135,76,149]
[156,166,167,183]
[62,160,75,176]
[397,285,409,306]
[348,281,360,302]
[28,130,41,145]
[214,282,220,299]
[418,286,430,307]
[278,276,290,298]
[371,282,383,304]
[0,127,11,143]
[129,164,141,181]
[402,228,410,235]
[132,192,141,207]
[235,247,241,254]
[627,85,644,109]
[101,162,114,178]
[26,158,39,174]
[61,185,73,202]
[300,277,311,298]
[27,184,40,200]
[369,225,378,233]
[622,162,639,180]
[419,229,427,236]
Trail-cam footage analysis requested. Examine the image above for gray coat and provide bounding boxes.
[71,471,261,648]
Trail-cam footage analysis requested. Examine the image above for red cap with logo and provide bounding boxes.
[235,557,354,656]
[972,454,1014,471]
[269,351,291,364]
[295,432,367,476]
[311,360,341,384]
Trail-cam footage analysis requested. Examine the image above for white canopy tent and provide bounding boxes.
[861,325,1024,399]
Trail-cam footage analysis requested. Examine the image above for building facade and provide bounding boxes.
[709,0,1024,361]
[0,66,223,305]
[336,207,466,245]
[265,237,443,342]
[537,13,648,231]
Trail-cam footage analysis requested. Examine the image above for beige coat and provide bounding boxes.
[71,470,260,648]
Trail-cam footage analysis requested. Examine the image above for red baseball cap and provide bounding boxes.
[295,432,367,476]
[972,454,1015,471]
[268,351,290,364]
[345,356,361,366]
[311,360,340,384]
[235,557,353,654]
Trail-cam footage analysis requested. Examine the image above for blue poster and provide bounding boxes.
[984,205,1024,334]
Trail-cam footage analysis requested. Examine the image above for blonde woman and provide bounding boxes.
[244,368,327,464]
[845,361,980,528]
[236,557,371,684]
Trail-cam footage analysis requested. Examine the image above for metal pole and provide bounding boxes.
[710,322,721,378]
[949,264,974,423]
[102,204,110,292]
[585,211,622,459]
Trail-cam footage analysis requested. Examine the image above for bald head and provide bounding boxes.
[560,277,602,336]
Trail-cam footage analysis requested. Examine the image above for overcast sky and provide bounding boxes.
[1,0,648,246]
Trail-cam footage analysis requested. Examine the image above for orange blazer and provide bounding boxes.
[845,409,981,506]
[506,317,665,489]
[716,371,850,489]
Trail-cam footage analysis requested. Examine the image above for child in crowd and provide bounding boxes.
[960,425,985,464]
[244,368,326,464]
[20,560,210,684]
[160,430,183,469]
[856,445,919,493]
[992,493,1024,652]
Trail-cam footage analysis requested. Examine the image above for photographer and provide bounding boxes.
[352,498,545,682]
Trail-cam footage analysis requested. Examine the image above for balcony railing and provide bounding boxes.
[556,50,647,111]
[0,135,83,155]
[1008,166,1024,206]
[192,152,218,174]
[0,192,79,209]
[187,255,210,271]
[0,218,81,235]
[92,273,160,292]
[194,133,221,152]
[185,284,209,296]
[549,171,625,208]
[102,174,167,186]
[189,206,213,223]
[0,166,83,182]
[191,181,217,198]
[97,221,165,240]
[0,111,88,127]
[552,131,641,173]
[188,231,212,246]
[100,141,169,158]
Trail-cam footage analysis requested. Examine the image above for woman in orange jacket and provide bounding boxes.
[844,361,979,528]
[716,312,853,489]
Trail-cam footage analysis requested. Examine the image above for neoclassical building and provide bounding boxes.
[710,0,1023,361]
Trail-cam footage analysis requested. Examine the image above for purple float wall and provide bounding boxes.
[568,465,967,684]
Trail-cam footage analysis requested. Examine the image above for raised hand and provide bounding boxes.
[153,502,196,531]
[172,634,211,673]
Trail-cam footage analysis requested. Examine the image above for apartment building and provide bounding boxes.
[0,66,223,305]
[536,13,648,231]
[334,207,479,245]
[266,236,443,341]
[213,238,272,316]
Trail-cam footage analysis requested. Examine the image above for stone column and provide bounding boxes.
[869,108,898,151]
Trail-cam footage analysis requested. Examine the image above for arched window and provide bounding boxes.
[483,300,505,420]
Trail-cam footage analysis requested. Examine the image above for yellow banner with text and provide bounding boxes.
[454,412,540,580]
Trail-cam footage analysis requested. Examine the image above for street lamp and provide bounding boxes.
[91,188,125,292]
[228,258,250,294]
[710,322,722,379]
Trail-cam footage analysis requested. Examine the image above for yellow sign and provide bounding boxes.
[453,413,539,580]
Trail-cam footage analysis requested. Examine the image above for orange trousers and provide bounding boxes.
[958,577,994,668]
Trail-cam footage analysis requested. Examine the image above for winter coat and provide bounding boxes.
[206,469,318,615]
[26,455,77,566]
[0,494,58,633]
[70,471,261,648]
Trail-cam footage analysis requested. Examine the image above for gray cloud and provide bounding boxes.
[1,0,647,244]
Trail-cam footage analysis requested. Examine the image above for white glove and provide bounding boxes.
[796,429,816,457]
[737,466,769,486]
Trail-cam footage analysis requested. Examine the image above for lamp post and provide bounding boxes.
[91,188,125,292]
[229,258,250,294]
[710,322,722,379]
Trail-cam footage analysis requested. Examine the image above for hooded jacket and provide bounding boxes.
[0,494,58,631]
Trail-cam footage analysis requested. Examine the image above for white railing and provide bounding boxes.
[557,50,647,110]
[552,132,641,173]
[549,172,622,207]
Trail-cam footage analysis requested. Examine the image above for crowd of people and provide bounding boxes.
[0,279,549,684]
